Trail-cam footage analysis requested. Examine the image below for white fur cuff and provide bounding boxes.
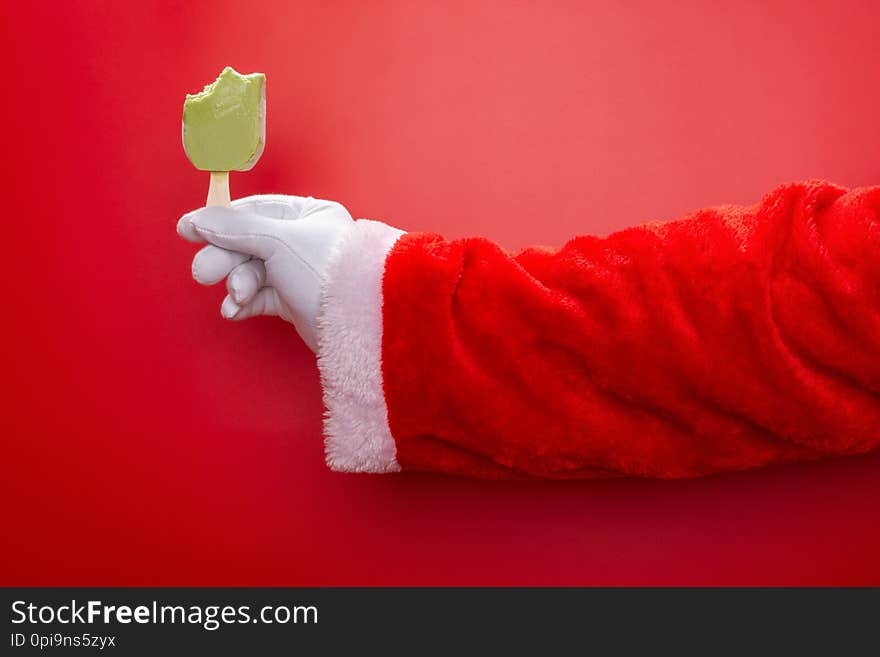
[316,220,405,473]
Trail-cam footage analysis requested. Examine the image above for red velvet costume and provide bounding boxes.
[317,181,880,478]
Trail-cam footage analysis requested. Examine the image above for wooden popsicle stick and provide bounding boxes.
[206,171,231,207]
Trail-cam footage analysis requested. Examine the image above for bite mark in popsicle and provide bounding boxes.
[182,67,266,207]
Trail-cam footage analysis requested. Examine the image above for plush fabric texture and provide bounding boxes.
[380,181,880,478]
[317,219,405,473]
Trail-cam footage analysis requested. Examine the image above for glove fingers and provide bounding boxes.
[227,259,267,305]
[192,245,250,285]
[231,195,310,220]
[178,199,300,242]
[177,211,206,243]
[220,287,280,321]
[190,207,282,260]
[179,196,346,244]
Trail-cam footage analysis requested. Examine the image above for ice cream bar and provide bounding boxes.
[182,67,266,206]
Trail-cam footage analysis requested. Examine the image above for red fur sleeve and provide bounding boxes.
[380,181,880,478]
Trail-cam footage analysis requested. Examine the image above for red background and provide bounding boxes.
[3,1,880,585]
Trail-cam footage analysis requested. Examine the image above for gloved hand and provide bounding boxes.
[177,194,355,352]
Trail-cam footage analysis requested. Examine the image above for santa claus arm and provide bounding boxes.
[317,181,880,478]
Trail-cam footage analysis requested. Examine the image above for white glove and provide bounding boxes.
[177,195,355,352]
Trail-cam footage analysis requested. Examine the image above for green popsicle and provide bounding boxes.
[182,67,266,206]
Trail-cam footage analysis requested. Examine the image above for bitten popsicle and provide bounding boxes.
[182,67,266,207]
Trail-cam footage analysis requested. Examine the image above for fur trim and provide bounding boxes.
[316,219,404,473]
